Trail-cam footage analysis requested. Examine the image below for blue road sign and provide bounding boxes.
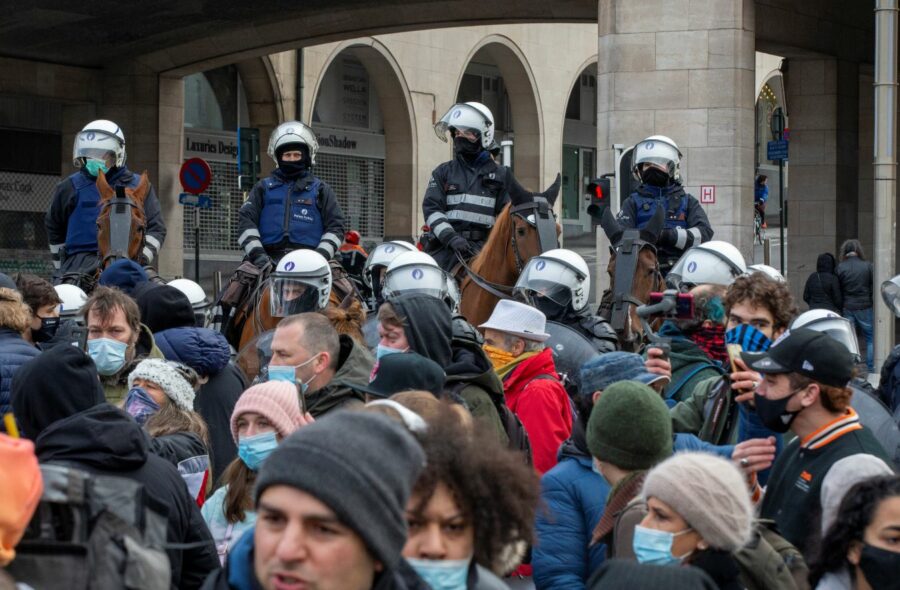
[767,139,789,161]
[179,193,212,208]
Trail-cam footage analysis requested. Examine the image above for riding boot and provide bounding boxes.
[596,288,614,321]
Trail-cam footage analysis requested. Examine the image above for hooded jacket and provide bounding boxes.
[836,254,874,311]
[533,422,609,590]
[100,323,165,405]
[0,327,40,432]
[803,253,843,312]
[390,293,453,366]
[306,334,371,417]
[445,338,508,445]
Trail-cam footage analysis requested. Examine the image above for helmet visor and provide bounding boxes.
[881,276,900,317]
[808,318,861,360]
[382,265,446,300]
[433,104,487,142]
[270,277,325,317]
[74,147,114,162]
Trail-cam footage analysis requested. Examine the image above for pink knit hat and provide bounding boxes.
[230,382,304,442]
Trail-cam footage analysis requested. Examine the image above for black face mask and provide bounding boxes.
[753,389,802,433]
[278,159,308,179]
[454,136,483,160]
[533,295,567,322]
[641,166,671,187]
[860,544,900,590]
[32,316,60,343]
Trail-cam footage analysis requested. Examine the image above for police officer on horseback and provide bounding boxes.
[617,135,713,274]
[423,102,514,272]
[514,249,618,355]
[237,121,345,268]
[45,120,167,282]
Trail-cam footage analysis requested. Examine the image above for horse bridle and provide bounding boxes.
[100,185,145,267]
[609,230,664,334]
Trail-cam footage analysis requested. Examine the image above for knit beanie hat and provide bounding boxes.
[128,358,195,411]
[820,454,893,533]
[255,412,426,570]
[98,259,148,296]
[134,284,195,333]
[230,382,304,442]
[0,273,16,291]
[642,452,754,552]
[0,434,43,566]
[586,381,672,470]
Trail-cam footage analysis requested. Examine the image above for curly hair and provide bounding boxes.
[724,274,797,331]
[408,415,539,575]
[0,288,30,333]
[809,475,900,586]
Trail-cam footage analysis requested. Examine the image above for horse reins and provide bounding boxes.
[99,187,146,267]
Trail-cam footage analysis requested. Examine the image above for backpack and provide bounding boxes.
[733,519,809,590]
[7,464,171,590]
[664,361,726,408]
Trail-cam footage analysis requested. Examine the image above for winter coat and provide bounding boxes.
[149,430,208,466]
[200,528,430,590]
[836,254,874,311]
[100,323,165,405]
[34,404,219,589]
[689,549,744,590]
[306,334,371,417]
[656,322,725,405]
[533,423,609,590]
[445,338,508,445]
[0,328,40,431]
[503,348,573,475]
[201,484,257,563]
[803,254,843,312]
[155,327,244,483]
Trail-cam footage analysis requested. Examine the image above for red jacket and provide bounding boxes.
[503,348,573,475]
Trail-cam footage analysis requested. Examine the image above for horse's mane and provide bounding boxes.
[470,202,511,276]
[320,300,366,345]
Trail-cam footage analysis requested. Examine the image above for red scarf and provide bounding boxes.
[689,325,728,366]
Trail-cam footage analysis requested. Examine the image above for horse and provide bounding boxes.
[594,204,666,351]
[458,175,561,328]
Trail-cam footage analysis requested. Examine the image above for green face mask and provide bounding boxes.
[84,159,109,177]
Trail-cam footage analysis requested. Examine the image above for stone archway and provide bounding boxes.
[235,55,284,175]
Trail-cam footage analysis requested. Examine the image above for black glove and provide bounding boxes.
[249,248,272,269]
[447,234,474,257]
[315,247,332,261]
[658,228,678,248]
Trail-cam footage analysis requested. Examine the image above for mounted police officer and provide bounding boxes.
[45,120,167,281]
[237,121,345,268]
[514,249,618,355]
[423,102,514,272]
[617,135,713,274]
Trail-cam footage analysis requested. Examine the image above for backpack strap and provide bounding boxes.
[665,363,726,406]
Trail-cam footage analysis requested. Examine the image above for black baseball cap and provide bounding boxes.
[358,352,446,399]
[741,327,854,387]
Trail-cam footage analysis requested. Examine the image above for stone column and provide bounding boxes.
[596,0,756,294]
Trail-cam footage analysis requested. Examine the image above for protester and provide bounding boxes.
[0,433,43,567]
[269,312,372,416]
[83,285,164,404]
[201,381,309,564]
[819,454,894,536]
[637,453,753,589]
[379,294,507,444]
[10,345,218,588]
[809,474,900,590]
[836,239,874,373]
[201,412,428,589]
[586,381,673,559]
[0,286,39,430]
[803,253,843,313]
[13,273,61,346]
[135,282,196,334]
[479,299,572,474]
[154,325,244,484]
[360,352,446,401]
[747,328,891,555]
[402,415,539,587]
[97,258,149,296]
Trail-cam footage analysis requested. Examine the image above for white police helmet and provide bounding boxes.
[382,251,449,302]
[434,102,495,149]
[267,121,319,166]
[791,309,861,362]
[363,241,417,289]
[514,248,590,312]
[73,119,126,168]
[881,274,900,318]
[168,278,210,326]
[270,249,332,317]
[54,284,88,319]
[632,134,682,183]
[748,264,786,283]
[668,241,747,289]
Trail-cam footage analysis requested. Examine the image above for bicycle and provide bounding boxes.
[754,206,767,245]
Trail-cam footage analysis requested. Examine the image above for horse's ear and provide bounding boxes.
[598,206,623,247]
[133,171,151,203]
[96,170,113,201]
[507,174,534,206]
[541,173,562,207]
[339,291,353,310]
[640,203,666,244]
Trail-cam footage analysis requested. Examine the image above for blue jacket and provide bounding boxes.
[0,328,40,432]
[533,426,608,590]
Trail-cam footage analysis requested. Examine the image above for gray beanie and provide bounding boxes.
[255,412,426,570]
[820,454,893,533]
[642,452,753,552]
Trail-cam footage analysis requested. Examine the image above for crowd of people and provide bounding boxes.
[0,109,898,590]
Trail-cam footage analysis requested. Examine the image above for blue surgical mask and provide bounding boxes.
[725,324,772,353]
[375,344,408,360]
[84,158,109,177]
[407,557,471,590]
[237,431,279,471]
[124,387,160,425]
[268,354,319,395]
[88,337,128,376]
[633,524,693,566]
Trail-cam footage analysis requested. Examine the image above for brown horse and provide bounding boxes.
[96,169,149,269]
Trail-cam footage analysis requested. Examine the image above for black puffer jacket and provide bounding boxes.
[803,253,843,312]
[836,254,874,311]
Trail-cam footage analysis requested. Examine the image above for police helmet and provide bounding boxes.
[668,241,747,289]
[73,119,126,168]
[514,249,590,313]
[268,121,319,166]
[363,241,417,289]
[270,249,332,317]
[882,274,900,318]
[748,264,786,283]
[434,102,495,149]
[168,278,210,327]
[632,135,682,184]
[382,251,450,303]
[54,284,88,320]
[791,309,861,363]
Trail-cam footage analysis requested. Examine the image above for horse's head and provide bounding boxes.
[96,170,149,268]
[507,173,563,270]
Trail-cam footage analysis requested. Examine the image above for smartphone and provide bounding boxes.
[726,343,743,373]
[647,292,694,319]
[70,324,88,351]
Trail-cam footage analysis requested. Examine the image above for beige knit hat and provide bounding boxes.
[641,452,753,552]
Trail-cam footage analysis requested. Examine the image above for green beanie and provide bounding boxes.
[586,380,673,470]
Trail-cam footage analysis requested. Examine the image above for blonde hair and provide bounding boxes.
[390,390,473,429]
[0,288,31,333]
